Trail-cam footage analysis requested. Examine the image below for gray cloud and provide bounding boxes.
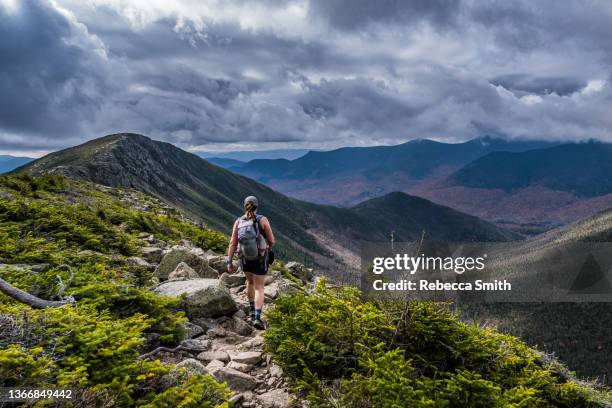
[308,0,461,31]
[490,75,588,97]
[1,0,612,155]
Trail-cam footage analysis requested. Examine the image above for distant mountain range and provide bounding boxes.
[14,133,517,269]
[0,155,33,174]
[417,141,612,233]
[219,136,556,206]
[212,137,612,233]
[199,148,311,162]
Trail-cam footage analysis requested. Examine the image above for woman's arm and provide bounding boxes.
[227,220,239,259]
[260,217,276,248]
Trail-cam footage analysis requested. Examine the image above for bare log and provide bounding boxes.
[55,264,74,300]
[0,277,75,308]
[138,344,185,360]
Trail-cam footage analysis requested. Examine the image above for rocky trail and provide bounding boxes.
[132,232,314,407]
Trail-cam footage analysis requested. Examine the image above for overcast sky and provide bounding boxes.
[1,0,612,156]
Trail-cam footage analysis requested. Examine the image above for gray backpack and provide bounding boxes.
[237,214,266,261]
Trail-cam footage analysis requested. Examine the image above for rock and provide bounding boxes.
[220,272,246,288]
[207,327,227,338]
[234,309,247,319]
[182,322,204,339]
[207,255,227,272]
[154,246,218,280]
[192,317,218,332]
[174,358,208,376]
[257,389,292,408]
[264,271,280,285]
[212,367,258,391]
[225,316,253,336]
[168,262,200,280]
[128,256,153,270]
[138,232,150,239]
[141,247,163,263]
[285,261,313,283]
[227,361,253,373]
[30,263,52,273]
[232,391,255,406]
[268,364,283,378]
[181,338,211,353]
[161,358,208,388]
[153,279,237,319]
[264,285,279,300]
[206,360,226,371]
[231,351,262,365]
[238,336,264,351]
[197,351,230,363]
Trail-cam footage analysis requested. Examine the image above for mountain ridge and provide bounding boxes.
[225,136,557,205]
[16,133,518,268]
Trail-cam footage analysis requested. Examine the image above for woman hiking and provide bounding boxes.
[226,196,275,330]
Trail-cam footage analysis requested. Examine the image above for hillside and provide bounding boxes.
[16,133,517,268]
[0,174,609,407]
[228,136,555,205]
[416,141,612,233]
[450,141,612,196]
[458,208,612,383]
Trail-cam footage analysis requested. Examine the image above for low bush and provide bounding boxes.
[265,281,612,407]
[0,175,231,406]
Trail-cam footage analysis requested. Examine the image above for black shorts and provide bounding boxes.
[240,253,269,275]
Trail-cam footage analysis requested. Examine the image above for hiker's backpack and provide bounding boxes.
[236,214,267,261]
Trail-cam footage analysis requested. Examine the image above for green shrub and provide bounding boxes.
[265,282,612,407]
[0,175,232,406]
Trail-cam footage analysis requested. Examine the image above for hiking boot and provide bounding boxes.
[253,318,266,330]
[249,311,256,321]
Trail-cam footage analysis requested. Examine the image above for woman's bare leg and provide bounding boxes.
[245,271,255,302]
[253,274,266,312]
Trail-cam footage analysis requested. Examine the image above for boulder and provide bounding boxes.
[212,367,258,391]
[206,360,226,371]
[264,285,278,301]
[128,256,153,270]
[168,262,200,280]
[174,358,208,376]
[161,358,208,388]
[285,261,313,283]
[268,364,283,378]
[264,270,280,285]
[182,322,204,339]
[227,361,253,373]
[207,255,227,272]
[238,336,264,351]
[141,247,163,263]
[257,389,292,408]
[197,351,230,363]
[220,272,246,288]
[231,351,262,365]
[223,316,253,336]
[180,338,212,353]
[154,246,218,280]
[30,263,52,273]
[153,279,237,319]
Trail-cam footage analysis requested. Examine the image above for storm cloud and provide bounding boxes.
[1,0,612,155]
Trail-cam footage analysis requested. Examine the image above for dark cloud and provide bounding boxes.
[308,0,461,31]
[1,0,612,155]
[0,0,107,137]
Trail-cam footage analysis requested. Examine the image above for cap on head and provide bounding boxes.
[244,195,258,208]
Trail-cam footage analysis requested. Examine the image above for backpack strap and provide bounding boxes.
[254,214,263,237]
